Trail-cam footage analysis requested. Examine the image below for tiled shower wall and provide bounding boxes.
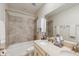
[7,12,35,45]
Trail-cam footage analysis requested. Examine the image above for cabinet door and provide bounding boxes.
[34,48,42,56]
[34,49,38,56]
[34,45,47,56]
[36,50,42,56]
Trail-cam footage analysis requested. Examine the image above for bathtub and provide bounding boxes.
[6,41,34,56]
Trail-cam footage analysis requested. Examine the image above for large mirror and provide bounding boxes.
[45,4,79,43]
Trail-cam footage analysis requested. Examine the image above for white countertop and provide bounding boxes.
[34,40,79,56]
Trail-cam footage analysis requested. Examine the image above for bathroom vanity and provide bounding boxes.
[34,40,79,56]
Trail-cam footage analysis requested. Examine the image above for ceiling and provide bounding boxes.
[7,3,44,15]
[46,3,79,19]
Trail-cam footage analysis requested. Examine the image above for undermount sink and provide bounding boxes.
[39,40,49,45]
